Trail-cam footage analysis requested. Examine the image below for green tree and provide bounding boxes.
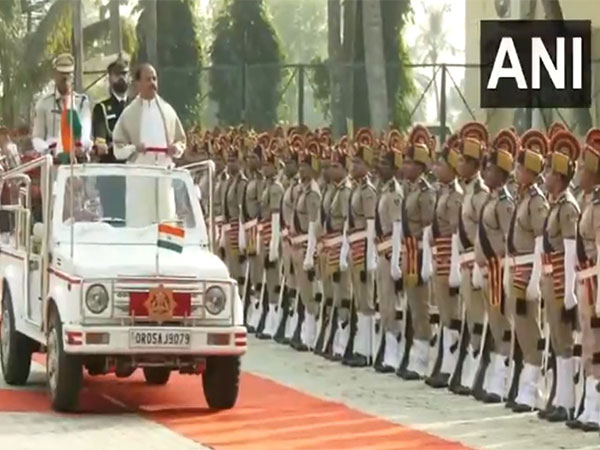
[134,0,202,127]
[0,0,136,127]
[210,0,284,130]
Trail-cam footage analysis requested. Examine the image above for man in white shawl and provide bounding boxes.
[112,63,186,227]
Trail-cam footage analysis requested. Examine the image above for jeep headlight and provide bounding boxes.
[85,284,109,314]
[205,286,226,315]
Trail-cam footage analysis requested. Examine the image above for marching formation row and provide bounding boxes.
[189,121,600,433]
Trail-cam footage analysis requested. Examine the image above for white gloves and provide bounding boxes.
[238,217,246,252]
[564,239,578,310]
[218,224,226,249]
[421,225,433,282]
[303,221,318,270]
[526,236,543,301]
[32,137,52,154]
[391,221,403,280]
[340,221,350,271]
[502,254,511,294]
[269,213,280,262]
[366,219,377,271]
[472,263,483,289]
[449,233,461,288]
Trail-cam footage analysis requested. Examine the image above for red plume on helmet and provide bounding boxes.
[459,121,489,146]
[548,121,568,140]
[520,129,549,157]
[387,129,404,151]
[492,128,520,158]
[355,128,374,148]
[408,124,431,147]
[550,130,581,161]
[585,128,600,152]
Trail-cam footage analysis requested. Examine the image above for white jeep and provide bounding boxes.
[0,156,246,412]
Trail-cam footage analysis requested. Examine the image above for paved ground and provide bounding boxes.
[1,336,599,449]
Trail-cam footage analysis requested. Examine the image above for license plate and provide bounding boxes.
[129,329,192,348]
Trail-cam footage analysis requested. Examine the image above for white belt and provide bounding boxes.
[290,234,309,245]
[459,251,475,264]
[222,223,232,232]
[324,235,344,247]
[215,215,224,223]
[377,240,393,252]
[348,231,368,243]
[578,266,597,280]
[282,228,289,238]
[507,254,535,267]
[243,218,258,230]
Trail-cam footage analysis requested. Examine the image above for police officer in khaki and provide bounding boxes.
[289,144,322,351]
[473,129,516,404]
[373,144,404,373]
[243,143,266,331]
[222,146,248,305]
[341,138,378,368]
[506,130,549,413]
[314,143,338,355]
[538,130,580,423]
[32,53,93,159]
[566,129,600,431]
[275,143,302,343]
[214,142,229,260]
[255,145,285,340]
[397,126,435,380]
[322,145,354,361]
[426,136,463,388]
[452,122,490,395]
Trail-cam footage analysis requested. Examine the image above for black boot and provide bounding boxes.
[426,373,450,389]
[322,307,338,360]
[255,286,270,339]
[546,407,572,422]
[290,301,307,351]
[314,299,332,356]
[273,288,291,344]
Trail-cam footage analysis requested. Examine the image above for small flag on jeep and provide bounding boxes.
[157,223,185,253]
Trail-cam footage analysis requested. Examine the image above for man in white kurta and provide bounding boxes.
[112,64,186,228]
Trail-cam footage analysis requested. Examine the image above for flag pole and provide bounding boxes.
[69,87,75,260]
[155,176,159,276]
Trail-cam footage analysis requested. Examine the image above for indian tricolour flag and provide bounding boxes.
[157,223,185,253]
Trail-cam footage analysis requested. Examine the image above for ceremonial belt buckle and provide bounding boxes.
[243,218,258,231]
[578,265,597,280]
[215,215,225,224]
[290,234,309,245]
[222,223,232,232]
[376,240,393,253]
[324,235,344,248]
[542,264,553,275]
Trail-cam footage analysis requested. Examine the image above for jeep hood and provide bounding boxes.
[52,244,230,281]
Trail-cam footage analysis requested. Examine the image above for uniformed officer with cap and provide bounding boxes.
[505,130,549,413]
[397,125,435,380]
[451,122,491,396]
[32,53,92,161]
[341,131,378,368]
[426,135,464,388]
[538,130,581,423]
[372,142,404,373]
[566,128,600,431]
[473,129,516,404]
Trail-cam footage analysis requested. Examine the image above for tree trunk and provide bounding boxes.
[328,0,345,139]
[145,0,158,67]
[342,0,357,135]
[110,0,122,55]
[361,0,388,133]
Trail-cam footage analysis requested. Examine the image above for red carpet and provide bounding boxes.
[0,354,470,449]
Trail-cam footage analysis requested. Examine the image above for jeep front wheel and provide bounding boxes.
[0,286,32,385]
[46,309,82,412]
[143,367,171,385]
[202,356,240,409]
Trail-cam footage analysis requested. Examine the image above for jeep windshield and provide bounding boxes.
[52,165,207,246]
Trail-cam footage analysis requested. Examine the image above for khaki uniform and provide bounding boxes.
[259,177,284,305]
[291,179,321,316]
[507,184,548,367]
[375,177,404,333]
[432,179,463,330]
[215,169,229,256]
[348,177,377,313]
[458,175,489,352]
[282,176,301,293]
[402,176,435,341]
[474,186,514,358]
[319,182,337,306]
[222,172,247,283]
[541,189,579,358]
[243,171,265,288]
[576,187,600,378]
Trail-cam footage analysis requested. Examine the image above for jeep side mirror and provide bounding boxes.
[32,222,44,243]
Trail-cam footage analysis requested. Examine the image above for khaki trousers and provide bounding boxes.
[482,276,511,357]
[292,247,319,316]
[577,279,600,377]
[541,274,574,358]
[350,261,375,314]
[377,256,402,334]
[510,284,542,367]
[433,274,460,328]
[282,239,296,291]
[461,267,486,351]
[258,240,281,305]
[224,230,243,283]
